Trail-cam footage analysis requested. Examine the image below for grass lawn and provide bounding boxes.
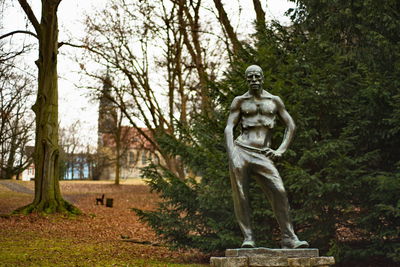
[0,180,209,266]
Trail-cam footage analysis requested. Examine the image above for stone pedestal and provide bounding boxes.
[210,248,335,267]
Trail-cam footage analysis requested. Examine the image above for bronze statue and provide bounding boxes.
[224,65,309,249]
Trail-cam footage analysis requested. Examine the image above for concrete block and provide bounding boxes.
[226,248,319,258]
[287,257,311,267]
[248,256,288,266]
[210,256,248,267]
[212,248,334,267]
[310,257,335,266]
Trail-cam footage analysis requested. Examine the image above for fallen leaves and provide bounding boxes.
[0,181,208,266]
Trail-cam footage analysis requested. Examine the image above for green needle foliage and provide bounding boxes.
[135,0,400,264]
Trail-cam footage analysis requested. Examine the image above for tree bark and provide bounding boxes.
[114,124,121,185]
[177,0,212,117]
[253,0,266,25]
[252,0,266,32]
[15,0,80,214]
[212,0,243,54]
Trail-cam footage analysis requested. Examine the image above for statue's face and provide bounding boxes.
[246,70,263,90]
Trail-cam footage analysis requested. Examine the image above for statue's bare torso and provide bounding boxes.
[232,90,282,149]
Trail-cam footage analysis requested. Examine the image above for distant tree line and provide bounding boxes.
[0,34,34,180]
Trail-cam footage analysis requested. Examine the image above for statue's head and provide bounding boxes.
[245,65,263,91]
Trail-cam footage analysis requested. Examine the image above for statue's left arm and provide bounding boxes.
[268,96,296,158]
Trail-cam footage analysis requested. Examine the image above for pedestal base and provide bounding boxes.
[210,248,335,267]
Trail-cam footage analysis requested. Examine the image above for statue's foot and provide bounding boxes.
[241,240,256,248]
[281,238,309,249]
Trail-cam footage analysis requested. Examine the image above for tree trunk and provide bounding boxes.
[253,0,266,25]
[212,0,243,54]
[252,0,266,33]
[4,130,17,179]
[115,139,121,185]
[178,0,212,117]
[164,156,185,180]
[15,0,79,214]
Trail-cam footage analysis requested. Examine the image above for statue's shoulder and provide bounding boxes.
[260,90,275,98]
[229,93,250,111]
[239,91,252,98]
[262,91,285,107]
[232,92,251,103]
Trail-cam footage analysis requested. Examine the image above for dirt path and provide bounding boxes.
[0,180,77,203]
[0,180,33,194]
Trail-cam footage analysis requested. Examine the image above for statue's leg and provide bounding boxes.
[253,160,295,238]
[253,157,309,248]
[229,148,254,247]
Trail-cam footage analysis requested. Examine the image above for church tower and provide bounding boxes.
[97,72,117,149]
[95,72,117,180]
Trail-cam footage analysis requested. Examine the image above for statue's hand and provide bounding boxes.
[264,148,284,159]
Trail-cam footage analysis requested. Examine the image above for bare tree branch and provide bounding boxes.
[0,49,34,179]
[58,42,86,49]
[0,30,38,40]
[17,0,41,34]
[79,0,228,179]
[0,48,27,63]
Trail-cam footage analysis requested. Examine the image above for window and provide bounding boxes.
[129,151,135,165]
[141,151,147,164]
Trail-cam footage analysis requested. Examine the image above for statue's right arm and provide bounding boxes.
[224,97,241,159]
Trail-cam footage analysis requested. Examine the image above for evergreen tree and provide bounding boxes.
[135,0,400,264]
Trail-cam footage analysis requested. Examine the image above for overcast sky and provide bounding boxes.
[2,0,295,149]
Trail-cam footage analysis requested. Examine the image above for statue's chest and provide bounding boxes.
[241,99,276,116]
